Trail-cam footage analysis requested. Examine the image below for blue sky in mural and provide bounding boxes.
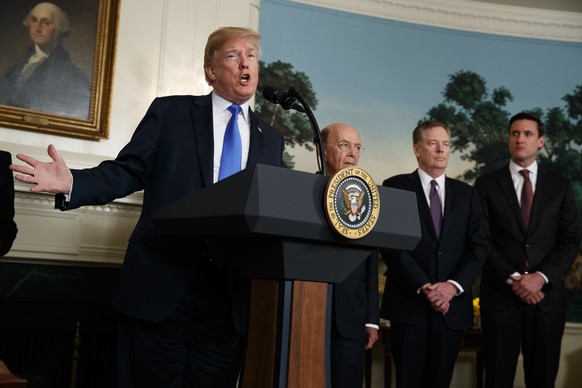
[258,0,582,183]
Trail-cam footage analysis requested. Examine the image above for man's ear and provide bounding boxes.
[413,143,420,158]
[204,64,216,82]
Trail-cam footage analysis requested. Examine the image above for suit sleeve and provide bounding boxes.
[0,151,18,256]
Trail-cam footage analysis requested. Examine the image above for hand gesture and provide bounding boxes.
[10,144,72,194]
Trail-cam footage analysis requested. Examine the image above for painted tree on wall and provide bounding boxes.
[255,60,318,168]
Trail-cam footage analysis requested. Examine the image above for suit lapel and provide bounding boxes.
[247,109,264,167]
[497,166,527,233]
[529,165,548,229]
[442,178,454,238]
[191,100,266,187]
[190,94,214,187]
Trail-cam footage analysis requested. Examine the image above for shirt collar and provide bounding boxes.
[417,168,445,188]
[509,160,538,176]
[211,92,250,123]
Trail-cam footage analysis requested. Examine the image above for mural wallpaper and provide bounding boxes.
[256,0,582,322]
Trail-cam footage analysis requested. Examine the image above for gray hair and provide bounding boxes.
[23,2,70,38]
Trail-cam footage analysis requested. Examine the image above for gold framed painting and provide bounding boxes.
[0,0,119,140]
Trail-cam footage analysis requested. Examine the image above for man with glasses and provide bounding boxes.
[320,122,379,388]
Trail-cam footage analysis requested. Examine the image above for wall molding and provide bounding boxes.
[6,189,140,265]
[293,0,582,42]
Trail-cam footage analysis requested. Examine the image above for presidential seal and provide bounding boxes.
[324,166,380,239]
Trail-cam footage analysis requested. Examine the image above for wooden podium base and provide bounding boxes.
[242,279,329,388]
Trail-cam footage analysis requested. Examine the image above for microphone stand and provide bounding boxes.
[286,87,326,176]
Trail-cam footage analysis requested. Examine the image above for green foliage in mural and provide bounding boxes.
[255,60,318,169]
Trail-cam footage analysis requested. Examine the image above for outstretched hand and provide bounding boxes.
[10,144,72,194]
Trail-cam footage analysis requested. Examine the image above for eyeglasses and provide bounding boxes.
[327,141,363,154]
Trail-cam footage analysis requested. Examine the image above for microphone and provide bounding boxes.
[262,86,305,113]
[262,85,326,175]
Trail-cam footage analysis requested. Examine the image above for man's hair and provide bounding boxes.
[508,112,544,137]
[412,120,450,145]
[23,2,70,38]
[203,27,261,85]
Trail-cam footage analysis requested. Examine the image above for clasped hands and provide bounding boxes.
[509,273,545,304]
[421,282,457,315]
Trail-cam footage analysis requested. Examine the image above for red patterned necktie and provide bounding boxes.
[519,169,533,229]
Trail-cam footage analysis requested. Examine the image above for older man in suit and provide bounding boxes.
[380,120,488,388]
[10,26,284,388]
[474,112,580,388]
[320,122,379,388]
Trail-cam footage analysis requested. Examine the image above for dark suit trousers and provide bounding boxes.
[330,323,366,388]
[481,305,566,388]
[390,313,463,388]
[116,265,243,388]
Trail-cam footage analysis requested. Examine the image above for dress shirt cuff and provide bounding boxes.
[447,280,463,296]
[366,323,379,330]
[64,176,73,202]
[536,271,549,284]
[506,272,521,285]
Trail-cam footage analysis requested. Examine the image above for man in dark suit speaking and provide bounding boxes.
[380,121,488,388]
[474,112,580,388]
[10,26,284,388]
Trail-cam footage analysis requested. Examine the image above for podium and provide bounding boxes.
[153,164,421,388]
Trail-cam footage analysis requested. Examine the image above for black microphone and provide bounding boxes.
[262,86,305,113]
[263,85,326,174]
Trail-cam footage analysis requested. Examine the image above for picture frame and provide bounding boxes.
[0,0,120,140]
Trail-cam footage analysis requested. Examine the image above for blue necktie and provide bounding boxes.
[218,104,242,181]
[430,180,442,238]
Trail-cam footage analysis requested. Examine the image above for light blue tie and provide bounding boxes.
[218,104,242,181]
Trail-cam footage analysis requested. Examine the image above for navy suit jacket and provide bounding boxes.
[380,170,488,330]
[474,164,580,313]
[56,94,284,331]
[333,251,379,341]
